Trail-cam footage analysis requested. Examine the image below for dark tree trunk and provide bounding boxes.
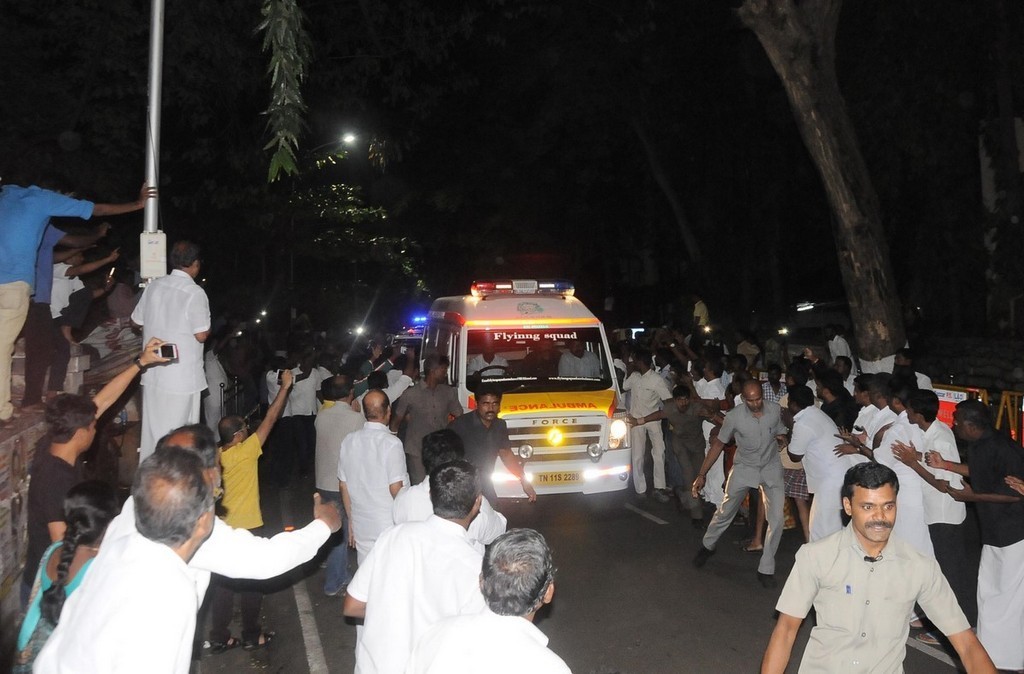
[630,117,705,283]
[738,0,905,361]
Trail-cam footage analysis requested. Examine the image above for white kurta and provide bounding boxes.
[101,494,330,603]
[405,608,572,674]
[876,412,934,558]
[131,269,211,460]
[789,405,866,541]
[34,533,198,674]
[338,421,409,561]
[392,480,507,551]
[694,376,727,506]
[347,516,486,674]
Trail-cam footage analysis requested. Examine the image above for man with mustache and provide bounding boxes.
[761,462,995,674]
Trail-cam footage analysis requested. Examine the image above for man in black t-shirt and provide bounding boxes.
[21,339,167,607]
[449,383,535,505]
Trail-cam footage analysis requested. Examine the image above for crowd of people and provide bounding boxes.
[613,303,1022,673]
[4,173,1023,672]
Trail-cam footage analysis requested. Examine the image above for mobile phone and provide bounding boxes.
[277,369,285,384]
[159,343,179,360]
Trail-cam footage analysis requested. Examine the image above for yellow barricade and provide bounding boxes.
[996,390,1024,444]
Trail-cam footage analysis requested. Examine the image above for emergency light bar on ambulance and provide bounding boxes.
[470,279,575,298]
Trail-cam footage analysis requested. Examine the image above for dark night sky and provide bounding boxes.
[1,0,1019,337]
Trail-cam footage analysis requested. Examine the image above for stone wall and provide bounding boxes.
[0,414,47,668]
[919,338,1024,394]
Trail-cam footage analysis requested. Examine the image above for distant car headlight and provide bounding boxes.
[608,418,628,449]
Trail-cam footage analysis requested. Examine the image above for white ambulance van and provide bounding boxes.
[423,279,631,498]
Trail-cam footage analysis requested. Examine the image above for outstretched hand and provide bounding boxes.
[522,481,537,503]
[1006,475,1024,497]
[139,337,171,368]
[138,182,158,206]
[891,440,920,467]
[313,493,342,533]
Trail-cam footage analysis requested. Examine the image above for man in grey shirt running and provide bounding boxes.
[691,380,788,587]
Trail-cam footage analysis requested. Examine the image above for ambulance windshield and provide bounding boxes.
[464,327,612,393]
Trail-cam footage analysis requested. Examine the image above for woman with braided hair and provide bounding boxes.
[14,480,118,672]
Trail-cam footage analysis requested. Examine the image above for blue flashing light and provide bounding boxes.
[412,315,427,324]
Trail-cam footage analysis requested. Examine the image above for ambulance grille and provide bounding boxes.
[506,421,603,460]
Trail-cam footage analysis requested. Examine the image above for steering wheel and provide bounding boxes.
[475,364,511,377]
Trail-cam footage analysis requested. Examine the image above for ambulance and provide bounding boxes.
[423,279,631,498]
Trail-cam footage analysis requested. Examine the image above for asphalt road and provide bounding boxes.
[196,478,966,674]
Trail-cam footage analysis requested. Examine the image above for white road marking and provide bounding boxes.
[279,491,329,674]
[905,635,957,668]
[624,502,669,525]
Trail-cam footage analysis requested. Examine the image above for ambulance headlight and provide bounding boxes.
[517,444,534,459]
[608,419,629,449]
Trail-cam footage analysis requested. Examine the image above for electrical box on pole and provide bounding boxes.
[140,231,167,279]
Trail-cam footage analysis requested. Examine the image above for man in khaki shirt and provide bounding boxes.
[761,462,995,674]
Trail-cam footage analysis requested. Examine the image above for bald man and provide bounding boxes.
[338,389,409,562]
[692,380,789,588]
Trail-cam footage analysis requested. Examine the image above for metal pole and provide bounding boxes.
[143,0,165,234]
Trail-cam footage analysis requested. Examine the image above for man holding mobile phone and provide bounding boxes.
[131,240,211,462]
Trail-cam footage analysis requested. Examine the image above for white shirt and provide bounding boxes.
[695,376,727,435]
[347,516,486,674]
[466,353,510,376]
[338,421,408,555]
[266,368,296,416]
[131,269,211,393]
[357,374,415,407]
[828,335,852,364]
[853,404,877,434]
[314,402,365,491]
[289,367,322,416]
[557,350,601,377]
[405,607,572,674]
[622,369,673,417]
[789,406,864,493]
[35,532,198,674]
[204,350,229,394]
[919,420,966,525]
[100,494,330,604]
[50,262,84,318]
[865,405,897,444]
[392,480,507,551]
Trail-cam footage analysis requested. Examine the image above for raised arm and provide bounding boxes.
[66,248,119,277]
[254,368,292,445]
[92,338,169,417]
[90,183,156,217]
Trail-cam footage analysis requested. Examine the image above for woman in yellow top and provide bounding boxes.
[207,368,293,653]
